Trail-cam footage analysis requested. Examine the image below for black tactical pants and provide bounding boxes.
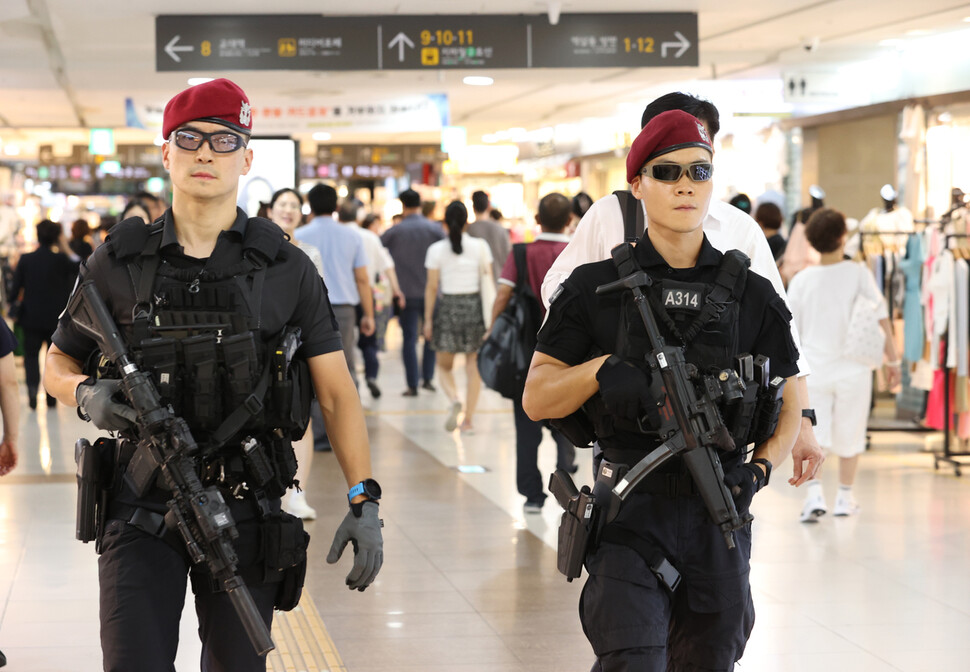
[580,491,755,671]
[98,518,276,672]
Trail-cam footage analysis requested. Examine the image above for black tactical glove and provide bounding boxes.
[596,355,660,425]
[723,461,769,513]
[326,500,384,591]
[75,378,138,431]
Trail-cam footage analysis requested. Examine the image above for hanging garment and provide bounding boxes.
[899,233,925,362]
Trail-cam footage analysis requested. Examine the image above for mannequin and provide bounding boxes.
[942,188,968,234]
[857,184,914,245]
[880,183,897,212]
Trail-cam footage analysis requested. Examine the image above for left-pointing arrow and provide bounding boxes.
[165,35,194,63]
[660,31,691,59]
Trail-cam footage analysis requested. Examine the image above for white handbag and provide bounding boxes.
[844,267,885,369]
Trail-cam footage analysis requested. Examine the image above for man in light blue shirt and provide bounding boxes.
[295,183,374,388]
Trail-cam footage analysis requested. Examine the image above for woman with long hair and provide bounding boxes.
[268,187,321,520]
[423,200,493,433]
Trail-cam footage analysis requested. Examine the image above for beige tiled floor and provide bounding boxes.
[2,346,970,671]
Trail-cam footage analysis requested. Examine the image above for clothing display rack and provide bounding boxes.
[934,232,970,476]
[857,230,930,434]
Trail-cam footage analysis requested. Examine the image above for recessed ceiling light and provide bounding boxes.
[463,76,494,86]
[187,77,214,86]
[312,132,332,141]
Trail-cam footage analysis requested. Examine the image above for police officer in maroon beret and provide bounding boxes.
[45,78,383,671]
[523,110,801,671]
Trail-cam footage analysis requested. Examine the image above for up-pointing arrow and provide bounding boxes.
[387,32,415,62]
[660,31,691,59]
[164,35,194,63]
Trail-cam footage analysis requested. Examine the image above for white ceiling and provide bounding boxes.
[1,0,969,153]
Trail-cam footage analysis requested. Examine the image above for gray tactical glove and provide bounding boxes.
[326,500,384,591]
[75,378,138,431]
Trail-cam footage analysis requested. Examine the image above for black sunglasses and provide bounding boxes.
[643,162,714,183]
[172,127,247,153]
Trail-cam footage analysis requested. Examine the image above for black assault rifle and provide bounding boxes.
[67,280,275,656]
[595,244,764,550]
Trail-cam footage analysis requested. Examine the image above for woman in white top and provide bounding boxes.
[424,201,493,433]
[787,208,901,522]
[269,187,320,521]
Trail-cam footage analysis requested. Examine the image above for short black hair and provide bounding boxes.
[337,199,359,223]
[729,193,752,214]
[572,192,592,218]
[36,219,61,247]
[121,199,150,221]
[471,190,490,214]
[133,191,162,206]
[641,92,720,140]
[538,193,571,233]
[754,202,783,231]
[399,189,421,209]
[307,183,338,215]
[805,207,847,253]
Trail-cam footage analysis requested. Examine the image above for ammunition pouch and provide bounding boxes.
[263,512,311,611]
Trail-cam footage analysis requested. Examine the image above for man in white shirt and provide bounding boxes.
[542,92,824,487]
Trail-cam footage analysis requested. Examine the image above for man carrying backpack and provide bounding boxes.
[488,192,575,513]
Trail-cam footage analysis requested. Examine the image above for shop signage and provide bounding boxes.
[127,94,448,135]
[156,13,697,71]
[314,144,447,165]
[253,94,448,134]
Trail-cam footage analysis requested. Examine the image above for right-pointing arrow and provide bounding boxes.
[661,31,691,59]
[164,35,194,63]
[387,32,415,62]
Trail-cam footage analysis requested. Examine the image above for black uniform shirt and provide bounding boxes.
[53,208,343,363]
[537,234,798,459]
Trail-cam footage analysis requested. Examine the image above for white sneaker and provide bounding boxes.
[286,491,317,521]
[800,488,827,523]
[833,491,860,517]
[444,401,462,431]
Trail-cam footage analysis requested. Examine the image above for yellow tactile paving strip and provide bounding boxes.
[267,594,346,672]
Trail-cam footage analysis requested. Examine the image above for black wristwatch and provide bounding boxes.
[348,478,382,503]
[749,458,772,488]
[801,408,817,426]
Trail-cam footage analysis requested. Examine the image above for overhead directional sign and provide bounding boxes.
[156,13,697,72]
[530,13,696,67]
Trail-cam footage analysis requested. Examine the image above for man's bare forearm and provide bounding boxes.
[44,344,87,406]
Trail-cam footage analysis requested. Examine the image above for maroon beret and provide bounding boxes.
[162,78,252,139]
[626,109,713,183]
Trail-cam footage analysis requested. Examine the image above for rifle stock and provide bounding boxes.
[68,281,275,656]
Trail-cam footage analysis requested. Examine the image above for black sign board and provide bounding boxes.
[530,13,697,68]
[156,13,697,72]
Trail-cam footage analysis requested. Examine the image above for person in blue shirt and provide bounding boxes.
[294,183,375,388]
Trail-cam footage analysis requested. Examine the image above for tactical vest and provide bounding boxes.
[588,245,751,452]
[106,216,312,497]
